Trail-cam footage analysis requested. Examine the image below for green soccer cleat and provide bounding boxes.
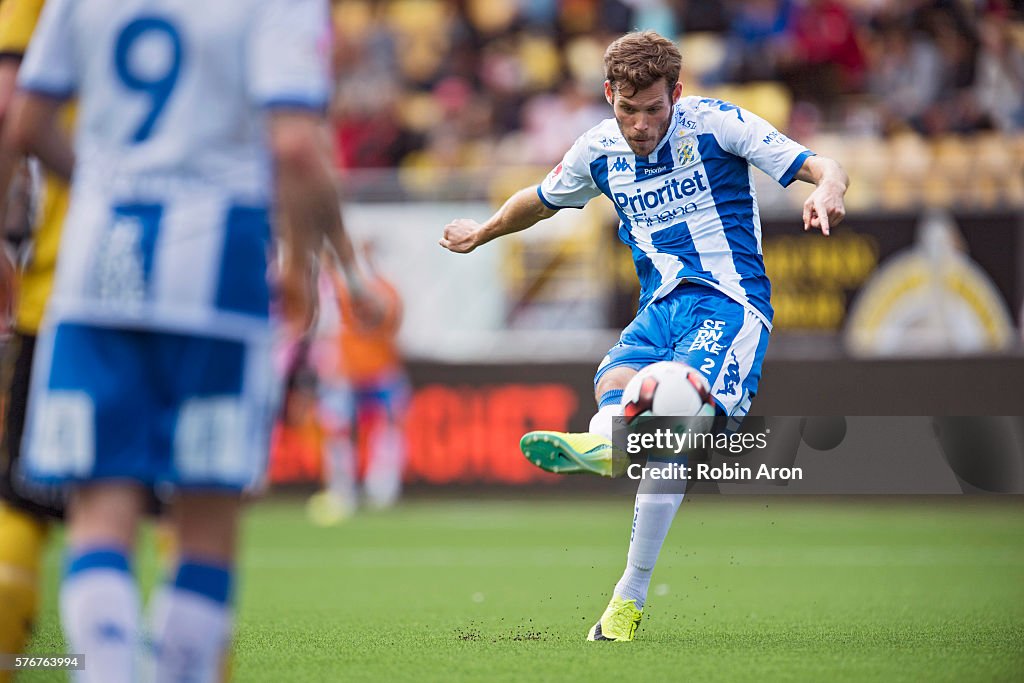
[519,431,627,478]
[587,594,643,641]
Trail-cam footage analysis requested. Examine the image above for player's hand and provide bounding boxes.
[802,182,846,236]
[440,219,483,253]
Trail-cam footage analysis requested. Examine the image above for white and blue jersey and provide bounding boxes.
[540,96,813,415]
[17,0,332,338]
[19,0,332,489]
[538,95,814,330]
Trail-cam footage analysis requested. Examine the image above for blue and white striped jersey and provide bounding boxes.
[538,96,814,329]
[17,0,332,338]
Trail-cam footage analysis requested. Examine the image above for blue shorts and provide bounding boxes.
[595,284,770,417]
[353,372,410,417]
[319,371,410,430]
[24,322,274,490]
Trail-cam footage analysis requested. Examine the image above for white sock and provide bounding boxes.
[614,460,685,608]
[61,548,139,683]
[149,561,233,683]
[365,421,404,508]
[324,433,357,504]
[588,404,622,441]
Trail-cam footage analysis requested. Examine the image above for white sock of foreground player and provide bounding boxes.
[61,547,140,683]
[149,560,233,683]
[614,463,684,609]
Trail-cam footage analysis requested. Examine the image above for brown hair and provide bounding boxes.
[604,31,681,97]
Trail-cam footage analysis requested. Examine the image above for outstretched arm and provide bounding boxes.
[795,155,848,236]
[269,110,374,331]
[440,186,557,254]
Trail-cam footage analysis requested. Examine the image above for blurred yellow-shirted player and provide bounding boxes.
[0,0,73,672]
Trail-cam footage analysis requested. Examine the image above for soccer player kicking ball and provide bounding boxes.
[5,0,370,680]
[441,31,847,641]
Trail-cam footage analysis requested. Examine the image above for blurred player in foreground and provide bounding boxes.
[5,0,369,680]
[441,31,847,641]
[0,2,187,672]
[307,242,407,524]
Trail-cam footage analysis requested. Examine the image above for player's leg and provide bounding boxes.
[309,375,357,524]
[585,366,633,435]
[519,297,670,477]
[145,329,272,682]
[23,323,160,681]
[61,491,175,683]
[61,483,146,683]
[601,295,772,622]
[362,373,410,509]
[598,287,770,640]
[591,365,685,641]
[517,291,682,639]
[518,368,636,476]
[0,502,47,682]
[596,457,685,641]
[149,492,240,683]
[0,333,63,675]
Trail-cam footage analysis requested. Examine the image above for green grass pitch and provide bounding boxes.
[21,496,1024,682]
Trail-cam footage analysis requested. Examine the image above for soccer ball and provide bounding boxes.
[621,361,716,423]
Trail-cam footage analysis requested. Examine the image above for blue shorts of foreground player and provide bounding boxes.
[23,322,274,491]
[595,283,770,417]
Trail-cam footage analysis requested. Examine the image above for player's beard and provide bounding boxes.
[621,120,670,157]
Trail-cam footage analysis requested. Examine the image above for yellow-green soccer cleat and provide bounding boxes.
[519,431,627,478]
[587,595,643,641]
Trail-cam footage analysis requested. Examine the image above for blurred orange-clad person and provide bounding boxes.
[332,254,403,386]
[309,243,408,523]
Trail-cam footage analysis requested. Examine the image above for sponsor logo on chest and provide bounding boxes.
[612,168,708,213]
[609,166,710,228]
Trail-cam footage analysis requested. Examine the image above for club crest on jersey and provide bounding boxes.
[610,157,633,173]
[677,140,696,166]
[675,128,699,166]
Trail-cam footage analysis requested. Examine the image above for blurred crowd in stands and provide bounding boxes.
[328,0,1024,175]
